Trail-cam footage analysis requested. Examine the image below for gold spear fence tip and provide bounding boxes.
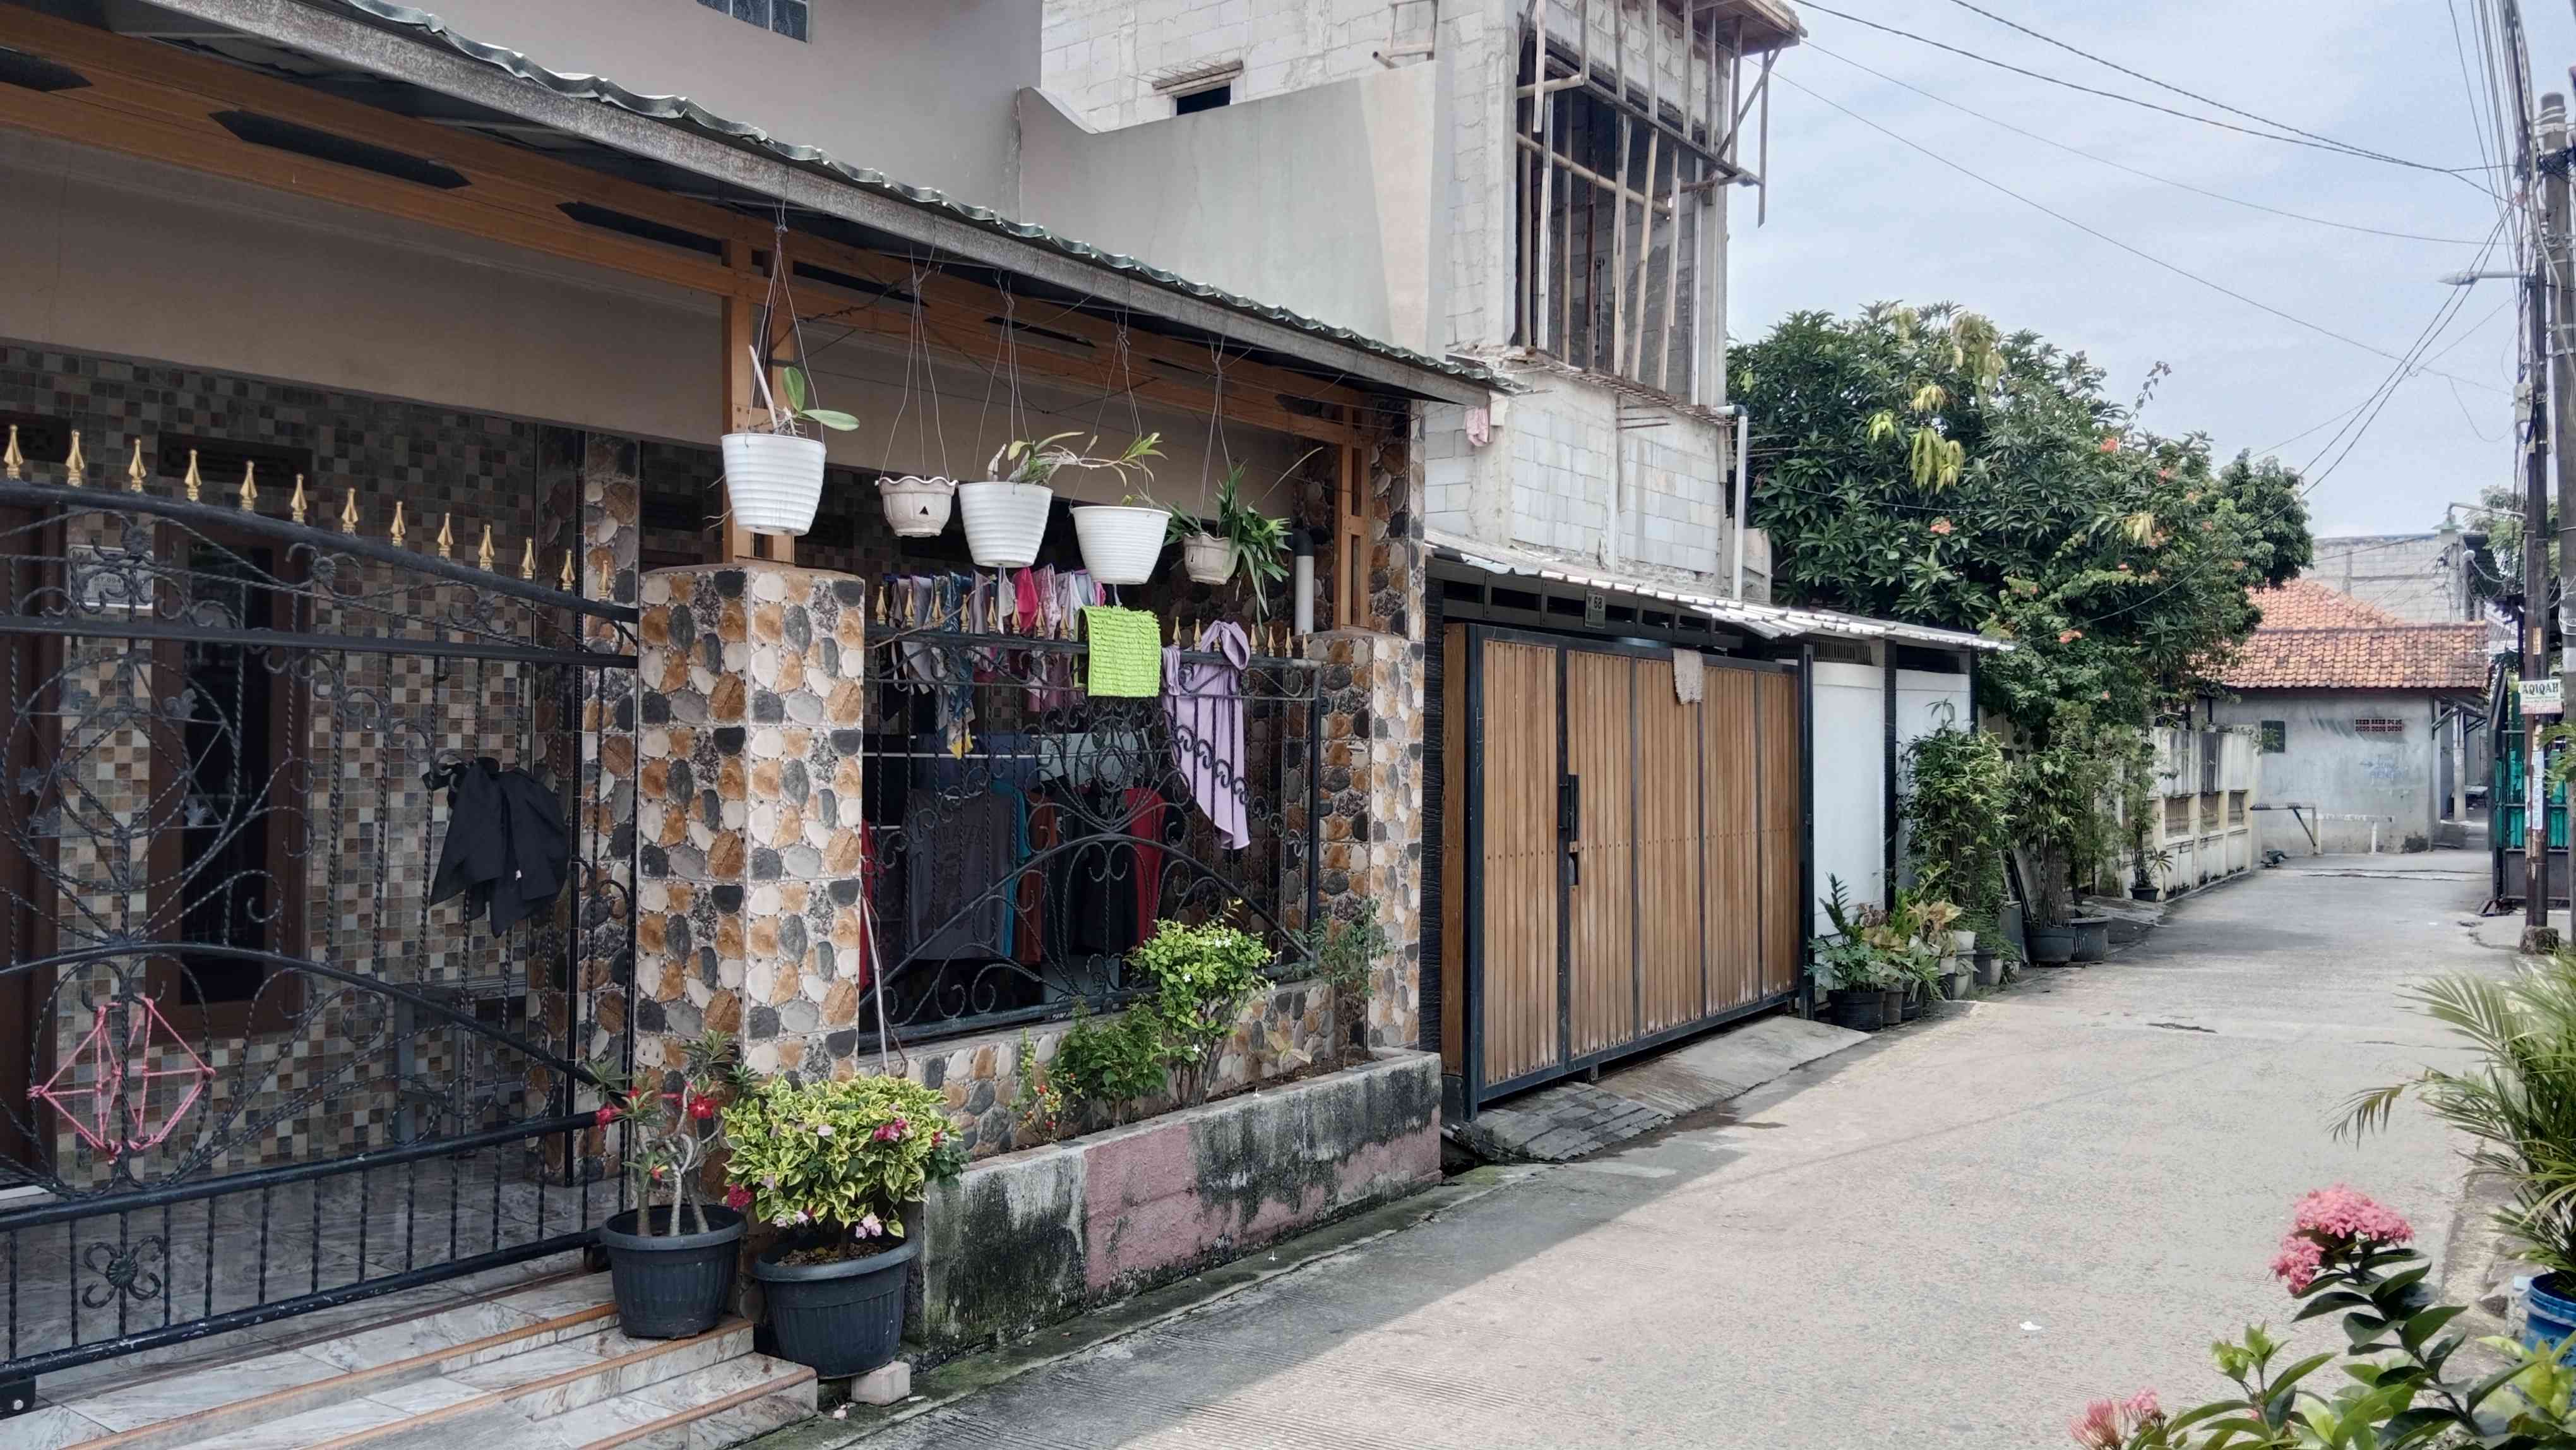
[289,474,307,525]
[3,425,21,482]
[340,488,359,534]
[237,460,258,512]
[390,500,407,548]
[126,440,145,493]
[182,448,201,502]
[477,523,494,573]
[63,431,86,484]
[520,537,537,581]
[435,513,454,561]
[559,550,574,592]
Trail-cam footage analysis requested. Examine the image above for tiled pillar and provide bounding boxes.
[631,563,873,1086]
[1306,628,1424,1050]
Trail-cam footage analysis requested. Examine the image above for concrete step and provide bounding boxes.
[49,1271,618,1450]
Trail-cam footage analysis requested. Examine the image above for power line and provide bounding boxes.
[1934,0,2480,175]
[1806,42,2491,244]
[1799,1,2493,181]
[1776,72,2511,394]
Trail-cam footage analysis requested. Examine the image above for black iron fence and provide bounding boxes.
[0,481,636,1392]
[860,622,1320,1043]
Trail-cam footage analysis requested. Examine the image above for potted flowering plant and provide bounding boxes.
[1810,877,1903,1031]
[727,1074,967,1378]
[592,1033,746,1339]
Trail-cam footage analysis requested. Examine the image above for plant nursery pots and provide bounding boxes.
[597,1205,744,1339]
[2130,884,2162,902]
[1900,981,1925,1021]
[752,1235,919,1379]
[1940,969,1967,1001]
[1828,988,1887,1033]
[720,433,827,536]
[1070,504,1167,585]
[878,475,955,537]
[957,481,1053,568]
[1878,987,1907,1027]
[2027,925,2075,966]
[1948,929,1976,956]
[1181,531,1234,585]
[2071,915,2113,962]
[2526,1274,2576,1362]
[1971,949,1998,988]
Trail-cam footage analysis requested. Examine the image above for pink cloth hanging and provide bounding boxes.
[1164,620,1249,850]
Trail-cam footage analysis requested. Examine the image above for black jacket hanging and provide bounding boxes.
[427,758,569,934]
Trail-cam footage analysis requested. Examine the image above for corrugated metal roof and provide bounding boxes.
[328,0,1504,397]
[1427,532,2011,652]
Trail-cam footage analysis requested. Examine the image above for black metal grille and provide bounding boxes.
[0,481,637,1386]
[859,626,1320,1043]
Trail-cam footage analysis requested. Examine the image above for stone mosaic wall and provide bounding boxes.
[1304,629,1424,1050]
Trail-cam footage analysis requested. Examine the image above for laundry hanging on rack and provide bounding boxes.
[1166,620,1251,849]
[426,758,569,934]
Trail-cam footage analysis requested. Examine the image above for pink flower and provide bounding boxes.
[2291,1185,2413,1245]
[1929,518,1954,536]
[2069,1390,2162,1448]
[857,1212,883,1238]
[2099,436,2120,453]
[873,1118,909,1143]
[688,1094,716,1121]
[594,1105,620,1127]
[814,1123,834,1139]
[724,1185,753,1212]
[2272,1187,2411,1293]
[2059,630,2082,644]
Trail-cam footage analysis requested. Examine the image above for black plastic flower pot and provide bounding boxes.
[751,1234,919,1379]
[1971,949,1998,988]
[2071,916,2112,962]
[1827,988,1886,1032]
[2027,925,2075,965]
[1900,982,1924,1021]
[2130,884,2162,902]
[1878,988,1907,1026]
[597,1204,744,1339]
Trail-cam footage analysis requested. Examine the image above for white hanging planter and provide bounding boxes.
[879,475,955,538]
[1180,532,1235,585]
[721,431,828,537]
[957,481,1053,568]
[1071,505,1167,586]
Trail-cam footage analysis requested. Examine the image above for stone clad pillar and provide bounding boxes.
[631,563,874,1084]
[1306,628,1424,1050]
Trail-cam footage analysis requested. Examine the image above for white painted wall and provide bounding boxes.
[403,0,1041,209]
[1811,658,1887,928]
[2214,691,2443,855]
[1015,69,1440,351]
[0,131,1308,512]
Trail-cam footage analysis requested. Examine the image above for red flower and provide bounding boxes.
[2098,436,2119,453]
[724,1185,754,1211]
[1928,518,1954,536]
[688,1094,716,1121]
[595,1105,621,1127]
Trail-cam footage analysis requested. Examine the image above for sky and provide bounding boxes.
[1729,0,2576,541]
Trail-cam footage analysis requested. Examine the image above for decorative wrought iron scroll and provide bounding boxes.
[0,479,639,1389]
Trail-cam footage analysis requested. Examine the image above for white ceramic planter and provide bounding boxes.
[1950,929,1977,956]
[1071,505,1167,585]
[720,432,828,536]
[956,481,1053,568]
[1180,532,1235,585]
[879,475,955,538]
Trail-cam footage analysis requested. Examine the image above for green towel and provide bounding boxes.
[1082,606,1161,697]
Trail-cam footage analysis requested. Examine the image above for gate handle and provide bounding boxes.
[1560,772,1581,887]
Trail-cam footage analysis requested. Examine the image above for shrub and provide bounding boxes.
[724,1073,965,1257]
[1902,718,2011,919]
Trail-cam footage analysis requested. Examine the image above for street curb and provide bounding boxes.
[737,1165,1537,1449]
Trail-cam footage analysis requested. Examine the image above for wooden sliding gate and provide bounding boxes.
[1440,626,1803,1111]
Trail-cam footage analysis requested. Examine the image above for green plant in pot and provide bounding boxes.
[1171,457,1301,613]
[2009,712,2127,964]
[726,1074,967,1379]
[1810,877,1904,1031]
[592,1033,746,1339]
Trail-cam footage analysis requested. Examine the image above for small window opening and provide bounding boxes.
[1174,83,1232,115]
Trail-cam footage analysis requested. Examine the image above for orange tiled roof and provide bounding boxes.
[2215,580,2488,692]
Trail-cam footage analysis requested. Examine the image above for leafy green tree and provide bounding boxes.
[1731,303,2311,743]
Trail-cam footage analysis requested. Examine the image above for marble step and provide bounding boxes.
[162,1319,760,1450]
[544,1353,817,1450]
[49,1272,618,1450]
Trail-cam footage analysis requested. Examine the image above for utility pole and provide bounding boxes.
[2553,92,2576,882]
[2513,1,2556,949]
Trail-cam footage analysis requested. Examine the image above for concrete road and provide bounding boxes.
[869,858,2503,1449]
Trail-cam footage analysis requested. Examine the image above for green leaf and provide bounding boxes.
[2400,1303,2467,1351]
[778,365,809,412]
[799,408,861,432]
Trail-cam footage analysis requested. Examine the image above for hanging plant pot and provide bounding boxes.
[597,1204,744,1339]
[880,475,955,538]
[722,432,828,537]
[752,1235,918,1379]
[957,482,1052,568]
[1181,532,1235,585]
[1071,505,1167,585]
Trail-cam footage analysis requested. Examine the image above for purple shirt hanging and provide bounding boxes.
[1165,620,1251,850]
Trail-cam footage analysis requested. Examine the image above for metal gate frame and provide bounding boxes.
[0,479,638,1396]
[1457,624,1807,1114]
